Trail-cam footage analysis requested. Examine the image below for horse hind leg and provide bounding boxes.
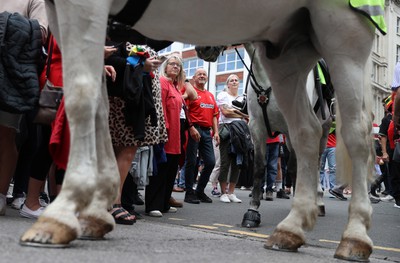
[310,7,375,261]
[251,41,321,252]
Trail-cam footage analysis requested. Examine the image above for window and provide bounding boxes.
[371,62,379,83]
[183,43,195,49]
[397,17,400,35]
[183,58,204,78]
[158,45,172,54]
[216,48,245,72]
[397,45,400,63]
[373,33,379,53]
[215,80,244,98]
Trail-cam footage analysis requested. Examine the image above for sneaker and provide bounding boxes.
[196,191,212,203]
[39,192,49,207]
[0,193,6,216]
[220,194,230,203]
[20,204,45,219]
[147,210,162,217]
[380,194,394,202]
[329,189,347,201]
[394,199,400,209]
[184,190,200,204]
[227,194,242,203]
[211,187,221,197]
[276,189,290,199]
[166,207,177,213]
[11,193,26,210]
[265,191,274,201]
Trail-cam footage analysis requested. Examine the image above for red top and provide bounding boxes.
[266,133,280,143]
[326,132,336,148]
[160,76,182,154]
[39,35,63,89]
[186,87,218,128]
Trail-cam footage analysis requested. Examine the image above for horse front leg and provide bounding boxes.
[242,138,265,227]
[77,78,119,239]
[20,0,116,247]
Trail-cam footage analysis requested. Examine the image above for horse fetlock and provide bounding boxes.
[20,217,78,247]
[264,229,305,252]
[334,238,372,262]
[78,215,114,240]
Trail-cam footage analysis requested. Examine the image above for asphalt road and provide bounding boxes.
[1,185,399,263]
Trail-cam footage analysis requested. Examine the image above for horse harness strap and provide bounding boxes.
[253,82,277,138]
[235,47,279,139]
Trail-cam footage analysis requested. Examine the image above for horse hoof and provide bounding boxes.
[318,205,325,217]
[20,217,78,248]
[334,237,372,262]
[264,229,305,252]
[78,215,114,240]
[241,209,261,228]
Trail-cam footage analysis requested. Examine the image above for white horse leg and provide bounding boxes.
[77,77,119,239]
[251,41,321,251]
[309,5,375,261]
[20,0,117,246]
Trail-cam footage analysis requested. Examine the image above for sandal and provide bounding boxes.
[110,204,136,225]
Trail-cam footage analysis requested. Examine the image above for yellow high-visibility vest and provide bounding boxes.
[350,0,387,35]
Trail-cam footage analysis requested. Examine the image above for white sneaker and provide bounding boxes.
[0,193,6,216]
[20,204,45,219]
[227,194,242,203]
[166,207,177,213]
[220,194,230,203]
[380,195,394,202]
[11,194,26,210]
[148,210,163,217]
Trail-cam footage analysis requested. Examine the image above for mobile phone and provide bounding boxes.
[112,42,124,48]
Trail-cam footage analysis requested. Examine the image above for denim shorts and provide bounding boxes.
[0,110,23,132]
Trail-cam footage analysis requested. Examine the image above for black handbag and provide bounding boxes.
[33,37,63,125]
[219,123,230,141]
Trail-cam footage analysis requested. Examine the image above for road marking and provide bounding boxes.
[228,230,269,239]
[168,218,185,221]
[320,239,400,253]
[190,224,219,230]
[213,223,233,228]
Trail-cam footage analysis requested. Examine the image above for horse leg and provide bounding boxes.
[242,136,265,227]
[241,83,267,228]
[78,77,119,239]
[20,0,117,247]
[251,41,321,251]
[310,5,375,261]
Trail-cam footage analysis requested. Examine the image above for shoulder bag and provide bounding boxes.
[33,36,63,125]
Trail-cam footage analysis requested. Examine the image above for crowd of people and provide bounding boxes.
[1,0,398,227]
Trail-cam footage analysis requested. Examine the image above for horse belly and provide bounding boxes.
[133,0,309,45]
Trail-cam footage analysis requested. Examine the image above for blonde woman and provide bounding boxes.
[216,74,247,203]
[145,55,196,216]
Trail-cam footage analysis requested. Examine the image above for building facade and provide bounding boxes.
[159,0,400,121]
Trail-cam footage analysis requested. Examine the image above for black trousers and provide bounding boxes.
[145,153,180,213]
